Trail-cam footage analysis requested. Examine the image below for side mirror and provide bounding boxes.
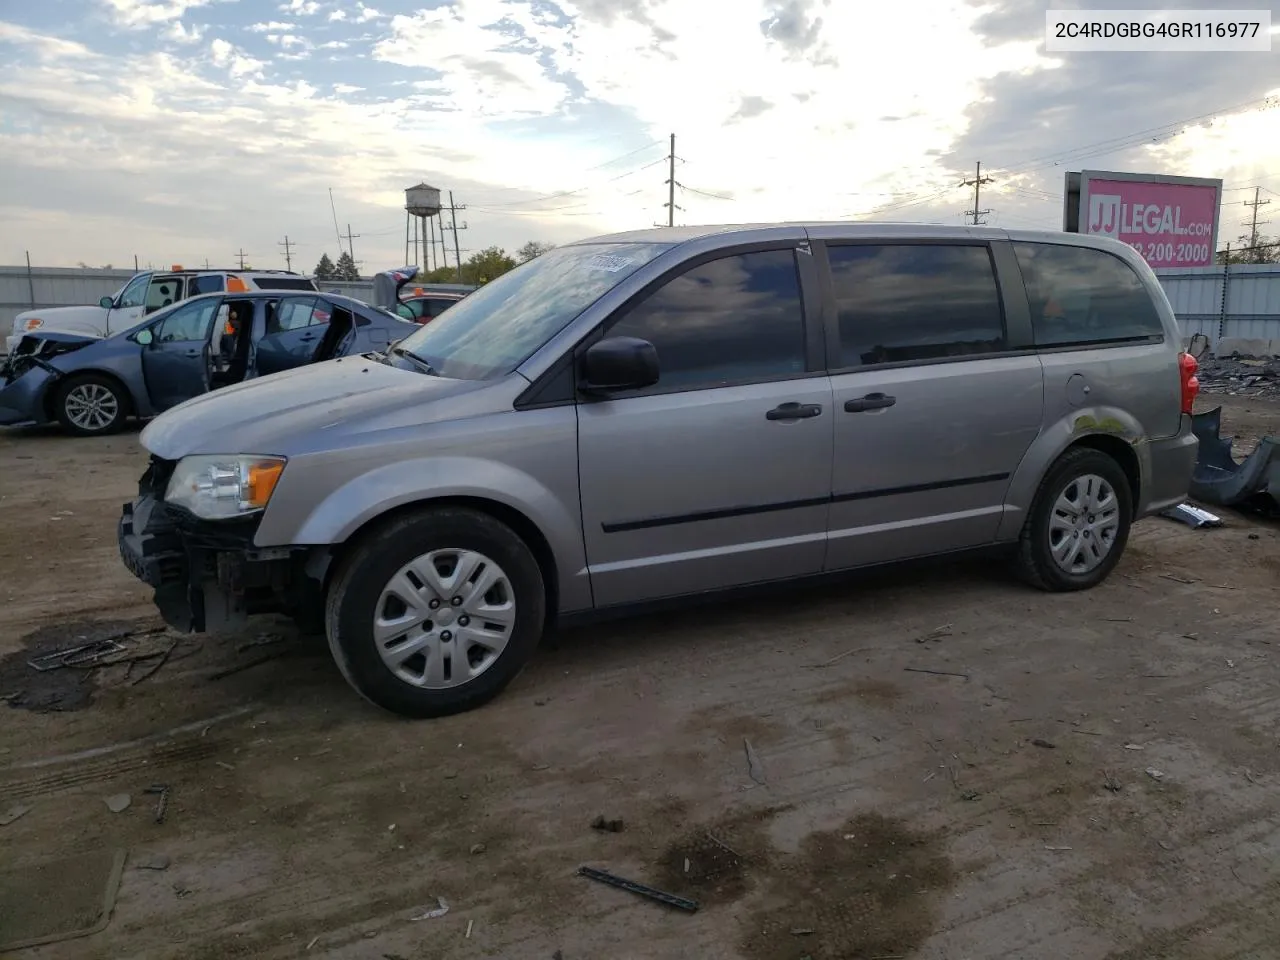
[100,296,114,309]
[580,336,659,395]
[135,328,154,346]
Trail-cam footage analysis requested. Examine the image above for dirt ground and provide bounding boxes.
[1,394,1278,960]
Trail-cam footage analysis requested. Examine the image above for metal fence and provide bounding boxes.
[1153,263,1280,355]
[4,261,1280,356]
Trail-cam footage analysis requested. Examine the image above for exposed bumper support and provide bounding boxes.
[118,491,324,634]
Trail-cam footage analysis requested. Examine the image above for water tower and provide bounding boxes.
[405,183,449,273]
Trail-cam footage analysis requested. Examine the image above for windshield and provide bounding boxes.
[392,241,670,380]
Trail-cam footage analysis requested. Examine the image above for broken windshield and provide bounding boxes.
[392,241,670,380]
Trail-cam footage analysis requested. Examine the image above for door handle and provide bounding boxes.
[766,402,823,421]
[299,334,316,341]
[844,393,897,413]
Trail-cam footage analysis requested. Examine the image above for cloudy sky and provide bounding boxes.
[0,0,1278,274]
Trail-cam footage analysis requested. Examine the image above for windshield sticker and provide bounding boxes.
[586,255,635,273]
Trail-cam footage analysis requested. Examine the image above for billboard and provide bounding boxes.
[1062,170,1222,268]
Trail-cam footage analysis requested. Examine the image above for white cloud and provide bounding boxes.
[318,39,348,49]
[328,9,347,21]
[333,83,363,94]
[278,0,319,14]
[356,3,384,21]
[99,0,214,26]
[208,37,266,79]
[164,20,205,43]
[247,20,293,32]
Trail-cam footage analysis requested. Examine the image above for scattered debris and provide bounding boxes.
[1146,768,1166,782]
[1160,502,1224,528]
[1029,739,1056,749]
[129,640,179,687]
[577,865,699,913]
[791,928,816,936]
[143,784,170,824]
[0,803,31,826]
[208,652,285,681]
[27,638,126,672]
[466,919,474,939]
[704,831,744,862]
[1124,743,1145,751]
[809,646,872,668]
[904,666,970,679]
[1189,405,1280,516]
[409,897,450,921]
[104,793,131,814]
[1103,771,1122,792]
[1159,574,1197,584]
[135,854,171,871]
[469,843,486,855]
[306,936,319,950]
[173,883,192,899]
[915,624,952,643]
[591,816,625,833]
[236,633,284,654]
[215,761,235,771]
[743,738,766,784]
[1044,845,1073,852]
[960,790,981,802]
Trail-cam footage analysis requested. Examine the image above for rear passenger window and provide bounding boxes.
[1012,242,1164,347]
[827,244,1006,367]
[270,297,319,333]
[605,249,807,391]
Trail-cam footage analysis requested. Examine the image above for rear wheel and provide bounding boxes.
[325,507,546,718]
[1013,447,1132,591]
[54,374,128,436]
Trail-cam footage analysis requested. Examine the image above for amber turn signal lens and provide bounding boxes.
[244,460,285,508]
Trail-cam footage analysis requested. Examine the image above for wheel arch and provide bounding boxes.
[321,495,562,626]
[44,368,136,422]
[1063,433,1141,507]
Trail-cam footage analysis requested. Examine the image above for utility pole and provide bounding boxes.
[343,224,360,268]
[1244,186,1271,256]
[134,254,139,271]
[278,235,294,272]
[235,248,248,269]
[445,191,468,283]
[961,161,994,225]
[664,133,683,227]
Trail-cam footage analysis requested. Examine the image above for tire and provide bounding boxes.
[53,373,129,436]
[1013,447,1133,592]
[324,506,546,718]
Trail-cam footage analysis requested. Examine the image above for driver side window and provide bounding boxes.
[155,299,219,343]
[117,274,151,309]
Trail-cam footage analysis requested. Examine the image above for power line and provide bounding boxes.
[343,224,360,267]
[235,248,248,269]
[278,235,294,271]
[470,140,665,208]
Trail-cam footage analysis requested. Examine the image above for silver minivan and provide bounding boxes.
[117,223,1201,718]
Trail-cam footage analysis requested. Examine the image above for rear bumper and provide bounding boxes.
[118,474,323,633]
[1138,414,1199,517]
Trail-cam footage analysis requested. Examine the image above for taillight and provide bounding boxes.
[1178,351,1199,415]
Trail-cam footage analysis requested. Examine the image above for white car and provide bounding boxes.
[6,268,318,355]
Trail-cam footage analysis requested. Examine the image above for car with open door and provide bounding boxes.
[5,268,318,358]
[0,290,417,436]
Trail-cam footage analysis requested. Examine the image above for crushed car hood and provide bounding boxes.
[140,356,494,459]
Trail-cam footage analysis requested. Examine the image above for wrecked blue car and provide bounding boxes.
[0,288,418,436]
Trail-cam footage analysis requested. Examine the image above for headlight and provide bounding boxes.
[165,455,287,520]
[22,318,43,332]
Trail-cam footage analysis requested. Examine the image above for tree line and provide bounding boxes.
[312,240,555,285]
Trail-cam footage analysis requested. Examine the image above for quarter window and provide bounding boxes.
[270,297,320,333]
[190,275,225,295]
[604,249,808,391]
[827,244,1006,367]
[154,299,218,342]
[1012,242,1164,347]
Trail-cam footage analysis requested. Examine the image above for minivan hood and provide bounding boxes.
[141,356,490,459]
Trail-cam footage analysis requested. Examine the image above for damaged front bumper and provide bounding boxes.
[117,458,325,633]
[0,364,55,426]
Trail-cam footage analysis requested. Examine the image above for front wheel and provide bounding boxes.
[54,374,129,436]
[1013,448,1133,592]
[324,507,546,718]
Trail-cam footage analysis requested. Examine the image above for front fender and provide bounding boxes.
[0,366,57,426]
[996,404,1150,541]
[253,454,591,612]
